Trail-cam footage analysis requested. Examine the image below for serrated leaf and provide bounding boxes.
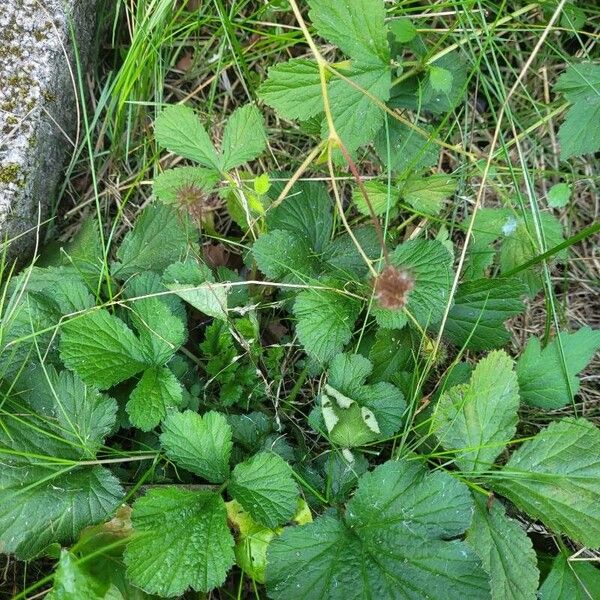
[308,0,389,65]
[555,63,600,103]
[126,366,182,431]
[154,105,221,170]
[323,226,381,280]
[491,418,600,548]
[153,166,220,204]
[390,18,417,43]
[468,495,539,600]
[444,278,526,351]
[293,289,360,363]
[516,327,600,409]
[112,204,197,280]
[160,410,232,483]
[60,310,148,389]
[0,465,123,560]
[373,238,453,329]
[557,100,600,159]
[434,350,519,473]
[368,327,415,382]
[267,459,489,600]
[402,174,456,215]
[267,180,334,252]
[430,66,453,94]
[163,258,228,321]
[539,553,600,600]
[228,452,297,528]
[220,104,267,171]
[352,180,396,217]
[124,488,234,596]
[48,551,107,600]
[547,182,571,208]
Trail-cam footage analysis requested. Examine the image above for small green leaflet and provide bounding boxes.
[444,278,527,351]
[220,104,267,171]
[124,488,234,597]
[60,309,148,390]
[267,459,489,600]
[433,350,519,473]
[352,180,396,217]
[48,551,107,600]
[401,173,456,215]
[126,366,183,432]
[539,553,600,600]
[228,452,298,528]
[468,495,539,600]
[554,63,600,159]
[547,182,571,208]
[160,410,232,483]
[293,289,360,363]
[429,65,453,94]
[390,18,417,43]
[490,418,600,548]
[516,327,600,409]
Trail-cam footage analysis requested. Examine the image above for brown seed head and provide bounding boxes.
[373,265,414,310]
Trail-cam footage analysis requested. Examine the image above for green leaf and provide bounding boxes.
[434,350,519,473]
[352,180,396,217]
[0,465,123,560]
[60,309,148,389]
[368,327,415,382]
[373,238,453,329]
[259,59,323,121]
[154,104,221,170]
[547,182,571,208]
[390,18,417,43]
[153,166,220,204]
[323,226,381,280]
[267,180,334,252]
[228,452,298,528]
[220,104,266,171]
[468,495,539,600]
[267,459,489,600]
[429,65,453,94]
[293,289,360,363]
[160,410,232,483]
[539,553,600,600]
[124,488,234,596]
[516,328,600,409]
[48,551,107,600]
[402,174,456,215]
[444,278,527,351]
[163,258,228,321]
[308,0,389,65]
[112,204,197,280]
[555,63,600,103]
[491,418,600,548]
[126,366,182,431]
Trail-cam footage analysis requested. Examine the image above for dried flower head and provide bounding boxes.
[373,265,414,310]
[175,183,219,225]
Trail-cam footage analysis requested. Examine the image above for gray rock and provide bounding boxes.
[0,0,96,261]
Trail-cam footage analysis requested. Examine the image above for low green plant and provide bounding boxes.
[2,0,600,598]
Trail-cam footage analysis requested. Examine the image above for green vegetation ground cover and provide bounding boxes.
[1,0,600,598]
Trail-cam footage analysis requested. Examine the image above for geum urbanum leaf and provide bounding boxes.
[433,350,519,473]
[539,553,600,600]
[124,487,234,597]
[267,458,489,600]
[228,452,298,528]
[220,104,267,171]
[516,327,600,409]
[153,166,220,204]
[468,495,539,600]
[160,410,232,483]
[490,417,600,548]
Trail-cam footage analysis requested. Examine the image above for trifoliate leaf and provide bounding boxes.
[112,204,197,280]
[60,310,148,389]
[126,366,183,431]
[401,173,456,215]
[468,495,539,600]
[163,258,228,321]
[160,410,232,483]
[373,238,453,329]
[444,278,527,351]
[259,59,323,121]
[267,180,334,253]
[434,350,519,473]
[293,289,360,363]
[228,452,298,528]
[220,104,267,171]
[547,182,571,208]
[308,0,389,65]
[491,418,600,548]
[429,66,453,94]
[154,105,221,170]
[267,459,489,600]
[0,464,123,560]
[539,553,600,600]
[124,488,234,596]
[252,230,318,283]
[153,166,220,204]
[516,328,600,409]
